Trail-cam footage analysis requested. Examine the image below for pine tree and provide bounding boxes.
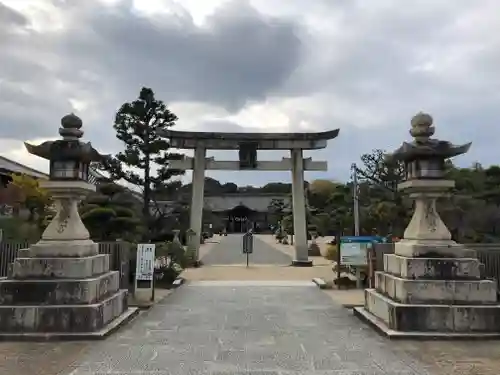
[100,87,184,240]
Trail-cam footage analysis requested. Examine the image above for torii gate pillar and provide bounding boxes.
[189,146,206,261]
[290,148,310,266]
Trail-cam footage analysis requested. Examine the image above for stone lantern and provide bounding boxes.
[355,112,500,338]
[387,112,472,258]
[0,114,136,339]
[24,113,106,257]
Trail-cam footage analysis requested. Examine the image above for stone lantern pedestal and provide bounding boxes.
[30,180,99,257]
[354,113,500,338]
[0,114,138,340]
[393,179,474,259]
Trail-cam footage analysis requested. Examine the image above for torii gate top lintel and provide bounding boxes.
[161,129,340,150]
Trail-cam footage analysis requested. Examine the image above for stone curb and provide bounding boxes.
[342,303,364,308]
[312,277,328,289]
[172,277,185,288]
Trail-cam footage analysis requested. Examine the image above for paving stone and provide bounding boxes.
[65,282,433,375]
[201,235,292,265]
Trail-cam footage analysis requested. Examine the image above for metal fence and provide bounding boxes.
[0,240,30,278]
[98,241,132,290]
[468,244,500,288]
[370,242,500,289]
[0,240,131,290]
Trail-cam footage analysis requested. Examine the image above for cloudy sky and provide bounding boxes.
[1,0,499,186]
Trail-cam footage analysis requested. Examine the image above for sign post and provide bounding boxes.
[134,243,156,302]
[242,231,254,267]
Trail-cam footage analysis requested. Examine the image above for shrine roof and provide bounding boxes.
[161,129,339,150]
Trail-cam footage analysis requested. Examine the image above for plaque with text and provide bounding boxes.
[238,142,258,169]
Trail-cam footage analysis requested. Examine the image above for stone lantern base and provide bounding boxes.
[0,254,138,340]
[354,252,500,338]
[0,181,138,340]
[354,179,500,338]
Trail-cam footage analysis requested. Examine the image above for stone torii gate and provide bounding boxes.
[162,129,340,266]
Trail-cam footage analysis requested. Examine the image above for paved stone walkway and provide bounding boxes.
[201,234,292,265]
[67,281,432,375]
[255,234,332,266]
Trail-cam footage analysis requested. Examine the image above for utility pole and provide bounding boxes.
[351,163,360,236]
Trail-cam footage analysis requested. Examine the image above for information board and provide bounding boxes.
[339,236,380,266]
[135,243,156,281]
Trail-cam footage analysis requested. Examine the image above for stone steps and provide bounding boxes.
[0,289,128,333]
[0,271,120,305]
[12,254,110,279]
[364,288,500,333]
[384,254,482,280]
[374,271,497,305]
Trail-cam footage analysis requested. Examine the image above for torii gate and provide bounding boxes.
[161,129,340,266]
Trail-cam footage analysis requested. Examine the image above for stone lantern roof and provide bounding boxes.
[388,112,471,162]
[24,113,107,163]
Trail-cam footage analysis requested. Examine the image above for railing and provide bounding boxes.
[0,240,131,290]
[468,244,500,289]
[369,242,500,290]
[0,240,30,278]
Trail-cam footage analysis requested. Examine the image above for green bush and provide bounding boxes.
[154,263,183,288]
[155,241,187,269]
[0,217,41,242]
[325,244,338,261]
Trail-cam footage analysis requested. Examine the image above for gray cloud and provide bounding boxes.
[54,0,302,111]
[0,0,302,149]
[0,0,499,186]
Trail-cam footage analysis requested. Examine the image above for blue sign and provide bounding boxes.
[340,236,384,243]
[339,236,383,266]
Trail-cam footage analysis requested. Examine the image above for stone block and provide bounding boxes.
[0,271,119,305]
[12,254,110,279]
[30,239,99,258]
[375,271,497,304]
[384,254,481,280]
[364,288,500,332]
[0,289,128,333]
[394,239,476,258]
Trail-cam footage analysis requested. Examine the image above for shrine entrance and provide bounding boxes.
[162,128,339,266]
[226,205,254,233]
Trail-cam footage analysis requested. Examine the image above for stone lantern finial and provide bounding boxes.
[59,113,84,140]
[410,112,434,142]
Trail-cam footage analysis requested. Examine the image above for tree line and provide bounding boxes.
[302,154,500,243]
[5,87,499,245]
